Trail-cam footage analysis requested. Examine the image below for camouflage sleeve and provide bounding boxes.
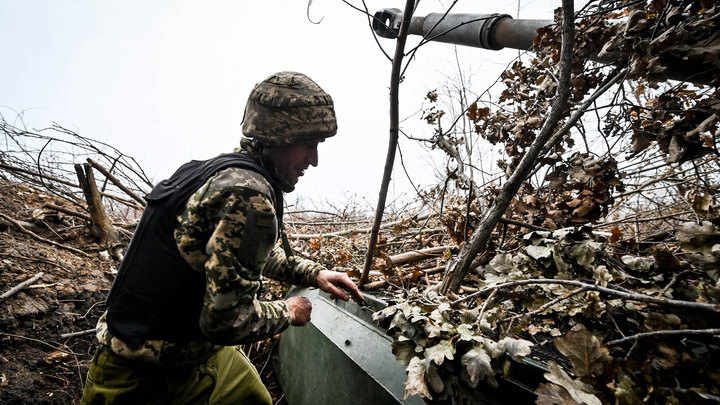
[263,245,322,287]
[175,167,291,345]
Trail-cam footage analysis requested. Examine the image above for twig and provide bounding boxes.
[44,203,91,222]
[0,217,41,231]
[478,288,498,324]
[0,162,80,189]
[452,278,720,312]
[385,246,457,270]
[60,329,97,339]
[660,269,695,297]
[0,272,45,302]
[0,212,92,257]
[668,386,720,404]
[501,286,589,324]
[607,328,720,346]
[594,209,694,229]
[25,283,59,289]
[0,332,80,355]
[607,311,626,339]
[81,301,105,318]
[289,213,433,240]
[0,253,72,273]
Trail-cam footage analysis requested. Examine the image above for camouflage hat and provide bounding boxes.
[241,71,337,146]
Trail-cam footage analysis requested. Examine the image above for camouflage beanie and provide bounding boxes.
[241,71,337,146]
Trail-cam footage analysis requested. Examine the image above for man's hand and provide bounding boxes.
[316,269,365,305]
[286,296,312,326]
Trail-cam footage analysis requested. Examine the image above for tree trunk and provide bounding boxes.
[75,163,119,247]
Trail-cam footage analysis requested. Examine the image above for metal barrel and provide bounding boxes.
[372,8,718,85]
[373,8,552,51]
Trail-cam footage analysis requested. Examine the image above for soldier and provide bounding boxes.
[81,71,364,404]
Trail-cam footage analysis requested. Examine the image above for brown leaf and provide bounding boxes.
[544,361,602,405]
[535,382,579,405]
[571,199,595,219]
[691,191,713,215]
[524,195,539,206]
[650,245,685,273]
[554,325,610,378]
[466,102,490,122]
[404,357,432,400]
[45,348,73,365]
[545,168,567,190]
[630,129,652,156]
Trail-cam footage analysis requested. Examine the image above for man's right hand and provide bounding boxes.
[287,296,312,326]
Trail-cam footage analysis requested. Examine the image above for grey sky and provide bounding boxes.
[1,0,564,209]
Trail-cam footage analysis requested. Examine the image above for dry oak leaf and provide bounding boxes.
[544,360,602,405]
[554,325,611,379]
[404,356,432,400]
[460,345,494,388]
[535,382,580,405]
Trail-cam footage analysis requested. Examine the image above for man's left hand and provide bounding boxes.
[316,269,364,305]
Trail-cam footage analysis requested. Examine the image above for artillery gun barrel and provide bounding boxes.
[373,8,717,85]
[373,8,551,52]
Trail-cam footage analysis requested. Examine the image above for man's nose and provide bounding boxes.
[307,147,318,167]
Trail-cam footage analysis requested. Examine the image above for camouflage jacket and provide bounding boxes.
[97,165,322,365]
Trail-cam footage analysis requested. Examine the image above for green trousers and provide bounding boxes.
[81,345,273,405]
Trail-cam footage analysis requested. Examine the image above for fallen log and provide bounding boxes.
[385,246,457,270]
[363,265,446,290]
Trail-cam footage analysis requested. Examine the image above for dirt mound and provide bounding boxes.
[0,180,116,404]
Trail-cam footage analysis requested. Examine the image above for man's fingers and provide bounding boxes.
[329,285,349,301]
[317,269,365,305]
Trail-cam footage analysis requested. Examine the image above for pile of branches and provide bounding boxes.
[353,0,720,404]
[1,114,152,221]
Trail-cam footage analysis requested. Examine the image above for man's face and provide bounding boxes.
[266,140,321,186]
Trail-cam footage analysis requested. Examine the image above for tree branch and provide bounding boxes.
[439,0,576,294]
[362,8,425,285]
[607,328,720,346]
[452,278,720,313]
[0,272,45,302]
[0,212,91,257]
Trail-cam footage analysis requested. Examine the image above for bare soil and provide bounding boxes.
[0,180,283,404]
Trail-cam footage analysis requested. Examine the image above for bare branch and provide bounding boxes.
[0,272,45,302]
[607,329,720,346]
[452,278,720,313]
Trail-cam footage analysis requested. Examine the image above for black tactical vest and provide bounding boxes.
[105,153,282,348]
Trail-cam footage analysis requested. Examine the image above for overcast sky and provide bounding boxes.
[1,0,565,210]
